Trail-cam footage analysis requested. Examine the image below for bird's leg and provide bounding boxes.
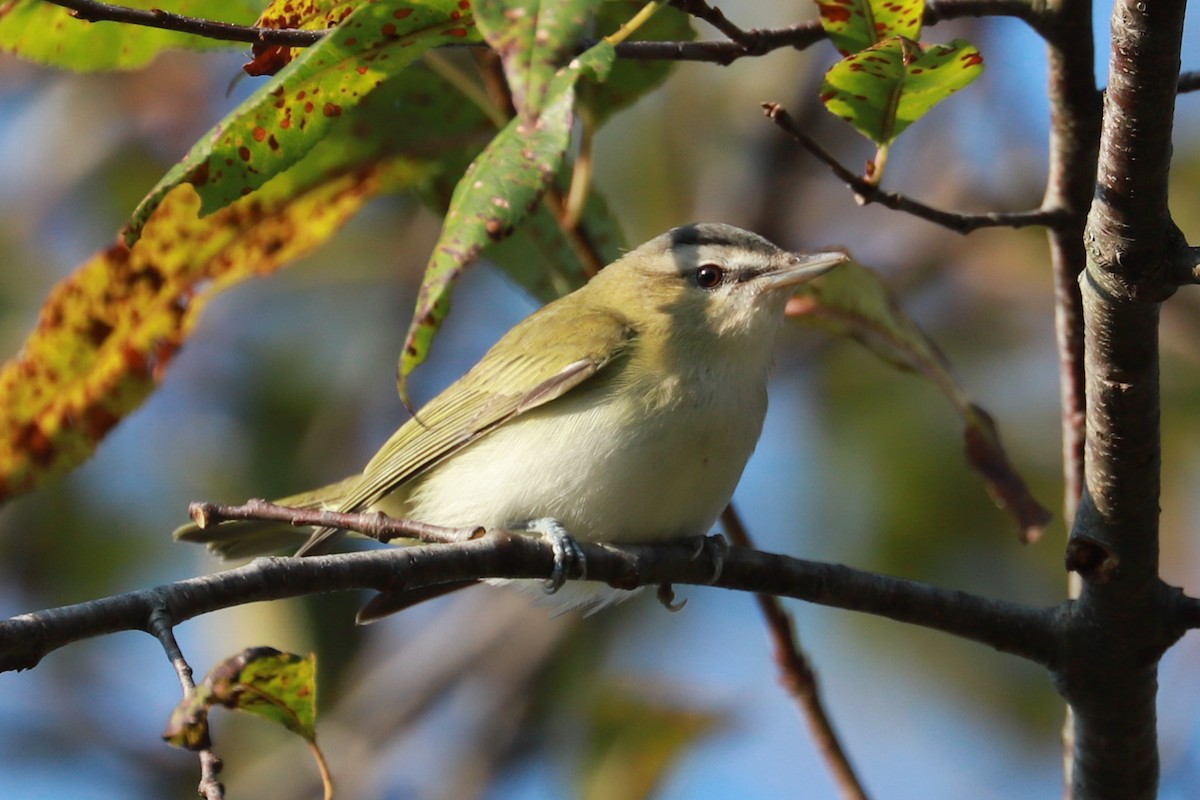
[511,518,587,593]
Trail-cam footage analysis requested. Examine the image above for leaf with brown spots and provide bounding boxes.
[164,649,328,795]
[127,0,482,242]
[0,0,259,71]
[0,156,387,503]
[474,0,604,118]
[789,259,1051,542]
[397,39,617,403]
[245,0,363,77]
[819,36,983,147]
[814,0,924,57]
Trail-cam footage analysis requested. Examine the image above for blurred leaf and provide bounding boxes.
[0,149,397,502]
[163,687,216,750]
[483,175,625,300]
[127,0,483,241]
[815,0,923,56]
[164,648,317,744]
[581,0,695,125]
[0,0,261,71]
[789,260,1051,542]
[206,647,318,739]
[582,683,724,800]
[244,0,362,76]
[819,36,983,146]
[397,39,616,400]
[474,0,603,118]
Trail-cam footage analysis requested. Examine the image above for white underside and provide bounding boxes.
[374,321,779,610]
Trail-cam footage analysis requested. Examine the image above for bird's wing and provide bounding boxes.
[332,303,635,520]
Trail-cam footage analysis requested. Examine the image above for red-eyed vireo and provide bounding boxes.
[176,223,846,613]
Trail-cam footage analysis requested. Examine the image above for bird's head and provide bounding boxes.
[595,223,846,345]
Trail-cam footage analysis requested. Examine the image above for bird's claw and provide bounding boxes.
[515,518,586,594]
[690,532,729,585]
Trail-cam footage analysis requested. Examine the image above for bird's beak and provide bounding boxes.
[759,251,847,293]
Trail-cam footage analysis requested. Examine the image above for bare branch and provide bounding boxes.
[1179,71,1199,93]
[924,0,1042,28]
[670,0,758,46]
[42,0,326,46]
[1038,4,1101,533]
[0,530,1060,675]
[762,103,1068,234]
[722,506,870,800]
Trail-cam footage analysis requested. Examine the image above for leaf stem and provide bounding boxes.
[604,0,665,46]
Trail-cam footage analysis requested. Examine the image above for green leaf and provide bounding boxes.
[815,0,923,56]
[484,172,626,301]
[789,259,1050,542]
[819,36,983,146]
[126,0,482,242]
[0,0,262,71]
[474,0,604,118]
[397,40,616,398]
[205,647,318,739]
[163,648,317,749]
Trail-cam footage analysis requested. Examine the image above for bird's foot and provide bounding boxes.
[688,532,729,584]
[513,518,587,594]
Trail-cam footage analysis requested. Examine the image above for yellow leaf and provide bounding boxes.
[0,171,381,502]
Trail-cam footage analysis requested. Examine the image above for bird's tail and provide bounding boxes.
[173,476,360,560]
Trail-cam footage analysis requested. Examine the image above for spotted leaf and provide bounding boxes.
[0,155,388,502]
[819,36,983,146]
[397,40,616,400]
[814,0,923,56]
[0,0,259,71]
[126,0,481,242]
[474,0,604,118]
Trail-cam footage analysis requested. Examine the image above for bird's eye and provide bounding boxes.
[695,264,724,289]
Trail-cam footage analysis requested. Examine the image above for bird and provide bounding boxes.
[176,223,846,616]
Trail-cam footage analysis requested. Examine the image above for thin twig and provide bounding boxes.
[670,0,757,46]
[147,603,224,800]
[188,499,484,544]
[762,102,1070,234]
[722,505,870,800]
[43,0,327,46]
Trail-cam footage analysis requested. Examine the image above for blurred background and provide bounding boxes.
[1,1,1199,797]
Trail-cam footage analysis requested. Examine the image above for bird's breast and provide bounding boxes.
[392,361,770,545]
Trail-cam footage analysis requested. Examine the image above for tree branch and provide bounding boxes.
[147,604,224,800]
[38,0,1045,66]
[1065,0,1190,794]
[722,506,871,800]
[0,532,1060,675]
[43,0,326,46]
[762,103,1069,234]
